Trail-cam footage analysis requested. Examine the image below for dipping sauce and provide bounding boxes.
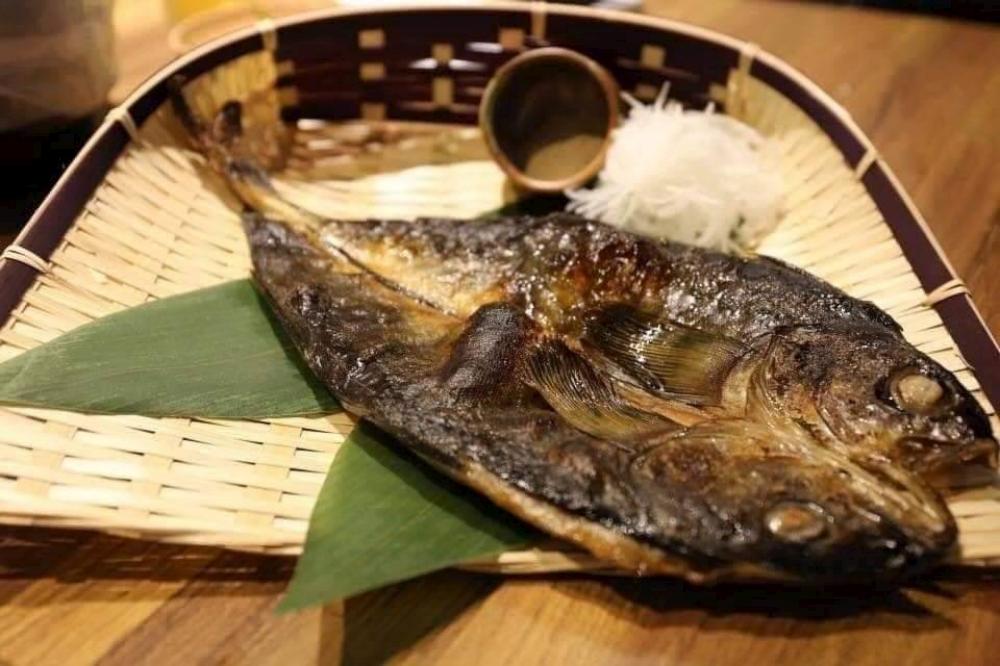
[480,48,618,192]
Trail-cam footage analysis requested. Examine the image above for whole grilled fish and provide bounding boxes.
[175,92,996,583]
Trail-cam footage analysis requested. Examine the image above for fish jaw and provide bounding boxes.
[899,435,999,482]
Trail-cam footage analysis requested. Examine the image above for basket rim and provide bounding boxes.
[1,1,997,414]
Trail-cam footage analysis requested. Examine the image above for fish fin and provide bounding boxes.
[583,304,745,406]
[440,303,538,404]
[168,76,320,229]
[523,340,677,441]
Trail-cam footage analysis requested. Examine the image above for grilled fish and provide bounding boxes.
[175,91,997,583]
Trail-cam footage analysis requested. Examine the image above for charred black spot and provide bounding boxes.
[290,284,322,314]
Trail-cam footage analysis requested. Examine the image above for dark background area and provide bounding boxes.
[834,0,998,21]
[0,112,106,239]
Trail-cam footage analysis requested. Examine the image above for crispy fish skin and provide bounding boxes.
[176,92,997,583]
[245,212,969,582]
[322,214,994,471]
[319,215,901,337]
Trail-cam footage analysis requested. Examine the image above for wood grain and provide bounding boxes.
[0,1,998,664]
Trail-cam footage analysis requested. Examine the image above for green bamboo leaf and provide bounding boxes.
[279,422,539,611]
[0,279,339,418]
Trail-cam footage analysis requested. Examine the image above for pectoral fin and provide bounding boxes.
[583,304,745,406]
[523,340,676,442]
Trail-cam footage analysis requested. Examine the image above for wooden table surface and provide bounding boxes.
[1,1,998,664]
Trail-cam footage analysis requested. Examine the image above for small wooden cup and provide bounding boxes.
[480,47,619,193]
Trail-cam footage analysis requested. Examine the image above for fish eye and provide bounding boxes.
[886,369,954,416]
[765,502,828,543]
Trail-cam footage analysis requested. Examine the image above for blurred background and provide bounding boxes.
[0,0,995,236]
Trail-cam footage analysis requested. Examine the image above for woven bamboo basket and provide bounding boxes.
[1,3,998,575]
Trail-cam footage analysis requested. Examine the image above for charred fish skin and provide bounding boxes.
[246,212,960,583]
[320,214,901,338]
[323,212,993,475]
[175,93,997,583]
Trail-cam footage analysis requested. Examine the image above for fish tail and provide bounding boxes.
[168,75,321,228]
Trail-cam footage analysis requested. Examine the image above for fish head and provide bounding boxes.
[754,325,997,480]
[633,419,956,581]
[745,466,955,582]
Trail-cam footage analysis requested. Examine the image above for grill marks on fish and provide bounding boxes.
[173,92,997,583]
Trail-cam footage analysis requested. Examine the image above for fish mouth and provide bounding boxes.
[900,436,999,487]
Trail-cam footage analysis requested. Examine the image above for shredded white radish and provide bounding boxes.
[567,86,784,251]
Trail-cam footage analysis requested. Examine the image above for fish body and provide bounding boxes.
[176,91,997,582]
